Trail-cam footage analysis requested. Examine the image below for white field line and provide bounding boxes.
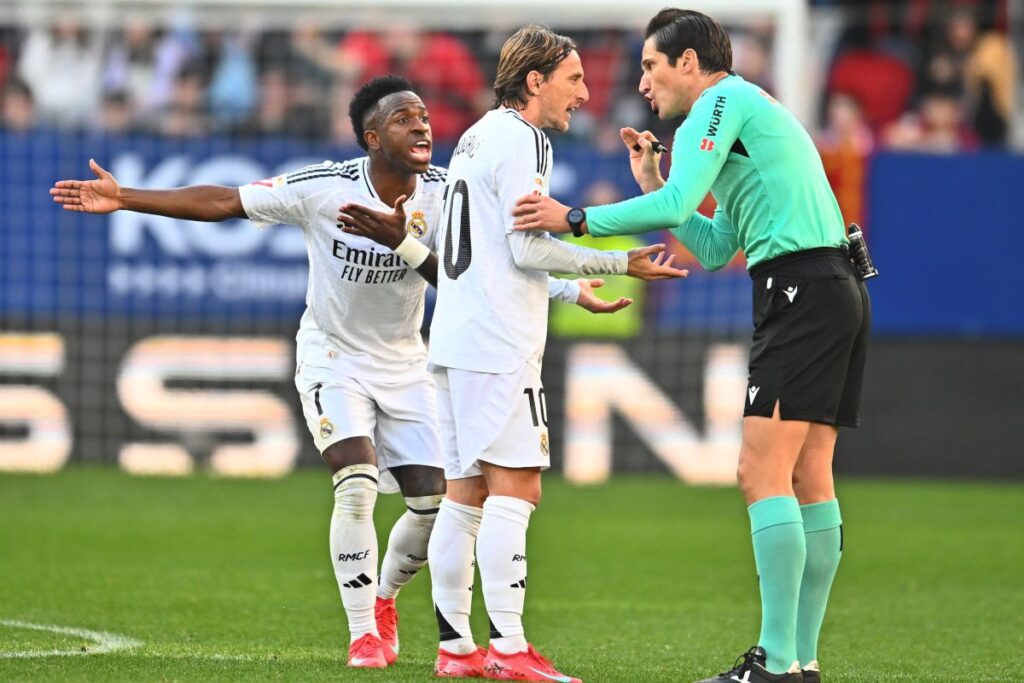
[0,619,143,658]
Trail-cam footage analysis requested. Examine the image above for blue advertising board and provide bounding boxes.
[866,152,1024,337]
[0,130,753,332]
[3,130,1019,337]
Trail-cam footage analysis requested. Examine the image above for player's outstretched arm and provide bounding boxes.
[338,196,438,287]
[625,244,689,281]
[50,158,246,221]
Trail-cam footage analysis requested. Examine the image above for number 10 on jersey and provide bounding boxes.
[442,179,472,279]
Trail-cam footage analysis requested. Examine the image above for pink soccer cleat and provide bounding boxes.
[347,633,388,669]
[482,644,581,682]
[375,596,399,664]
[435,645,488,678]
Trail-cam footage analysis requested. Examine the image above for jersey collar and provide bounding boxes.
[361,157,419,206]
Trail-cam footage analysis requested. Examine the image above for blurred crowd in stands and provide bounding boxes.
[0,2,1016,184]
[1,2,1014,153]
[812,0,1015,225]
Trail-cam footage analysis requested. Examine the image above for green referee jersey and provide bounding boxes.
[586,75,846,270]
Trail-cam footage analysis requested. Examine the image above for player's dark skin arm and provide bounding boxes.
[338,196,439,288]
[51,159,247,220]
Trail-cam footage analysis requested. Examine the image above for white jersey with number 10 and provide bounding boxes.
[429,108,556,374]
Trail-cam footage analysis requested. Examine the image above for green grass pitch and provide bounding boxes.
[0,468,1021,682]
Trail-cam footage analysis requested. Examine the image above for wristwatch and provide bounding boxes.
[566,207,586,237]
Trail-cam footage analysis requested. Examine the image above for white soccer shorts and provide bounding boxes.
[295,360,443,493]
[432,363,551,480]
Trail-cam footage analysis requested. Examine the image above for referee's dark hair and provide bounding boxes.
[644,8,732,73]
[349,75,416,151]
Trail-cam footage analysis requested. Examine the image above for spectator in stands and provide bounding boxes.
[883,84,978,153]
[17,17,104,128]
[0,26,14,92]
[336,26,489,142]
[102,19,160,118]
[145,11,203,119]
[151,61,209,137]
[920,4,1015,146]
[235,66,288,137]
[250,22,337,140]
[731,26,773,92]
[208,30,259,129]
[817,92,873,227]
[827,25,914,133]
[962,12,1016,145]
[1,78,34,132]
[95,90,134,135]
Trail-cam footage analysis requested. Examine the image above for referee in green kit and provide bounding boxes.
[513,9,870,683]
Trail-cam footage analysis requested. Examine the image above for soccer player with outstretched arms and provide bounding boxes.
[51,75,629,672]
[513,10,871,683]
[342,26,687,682]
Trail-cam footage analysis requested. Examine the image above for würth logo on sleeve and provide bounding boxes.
[704,95,727,136]
[700,138,716,151]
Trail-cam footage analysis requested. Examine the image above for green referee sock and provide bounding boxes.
[749,496,806,674]
[796,499,843,667]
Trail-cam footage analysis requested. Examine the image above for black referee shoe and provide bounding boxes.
[801,667,820,683]
[695,646,803,683]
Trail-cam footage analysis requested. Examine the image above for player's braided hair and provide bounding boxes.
[349,75,416,151]
[493,25,576,110]
[644,8,732,73]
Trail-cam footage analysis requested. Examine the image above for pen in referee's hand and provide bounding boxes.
[633,140,668,154]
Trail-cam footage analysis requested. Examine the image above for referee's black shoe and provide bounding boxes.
[801,666,820,683]
[695,646,803,683]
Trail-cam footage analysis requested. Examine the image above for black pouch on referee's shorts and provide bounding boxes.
[747,248,866,425]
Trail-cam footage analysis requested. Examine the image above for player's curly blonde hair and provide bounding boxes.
[493,25,576,110]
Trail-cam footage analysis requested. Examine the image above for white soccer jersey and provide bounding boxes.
[239,158,447,381]
[429,108,558,373]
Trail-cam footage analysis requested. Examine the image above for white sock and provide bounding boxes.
[428,498,483,655]
[330,464,380,642]
[477,495,534,655]
[378,494,443,599]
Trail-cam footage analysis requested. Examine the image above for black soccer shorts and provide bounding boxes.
[745,247,871,427]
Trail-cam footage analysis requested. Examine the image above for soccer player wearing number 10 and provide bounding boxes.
[53,74,633,673]
[425,25,688,682]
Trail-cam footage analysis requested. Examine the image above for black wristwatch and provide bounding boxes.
[566,207,586,237]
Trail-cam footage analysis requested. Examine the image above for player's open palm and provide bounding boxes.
[626,244,689,281]
[575,278,633,313]
[50,159,122,214]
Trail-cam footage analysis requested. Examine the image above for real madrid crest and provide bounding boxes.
[540,431,549,457]
[406,210,427,238]
[319,417,335,440]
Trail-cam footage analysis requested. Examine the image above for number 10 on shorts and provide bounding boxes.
[524,387,548,427]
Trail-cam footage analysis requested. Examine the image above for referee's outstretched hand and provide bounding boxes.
[626,244,689,281]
